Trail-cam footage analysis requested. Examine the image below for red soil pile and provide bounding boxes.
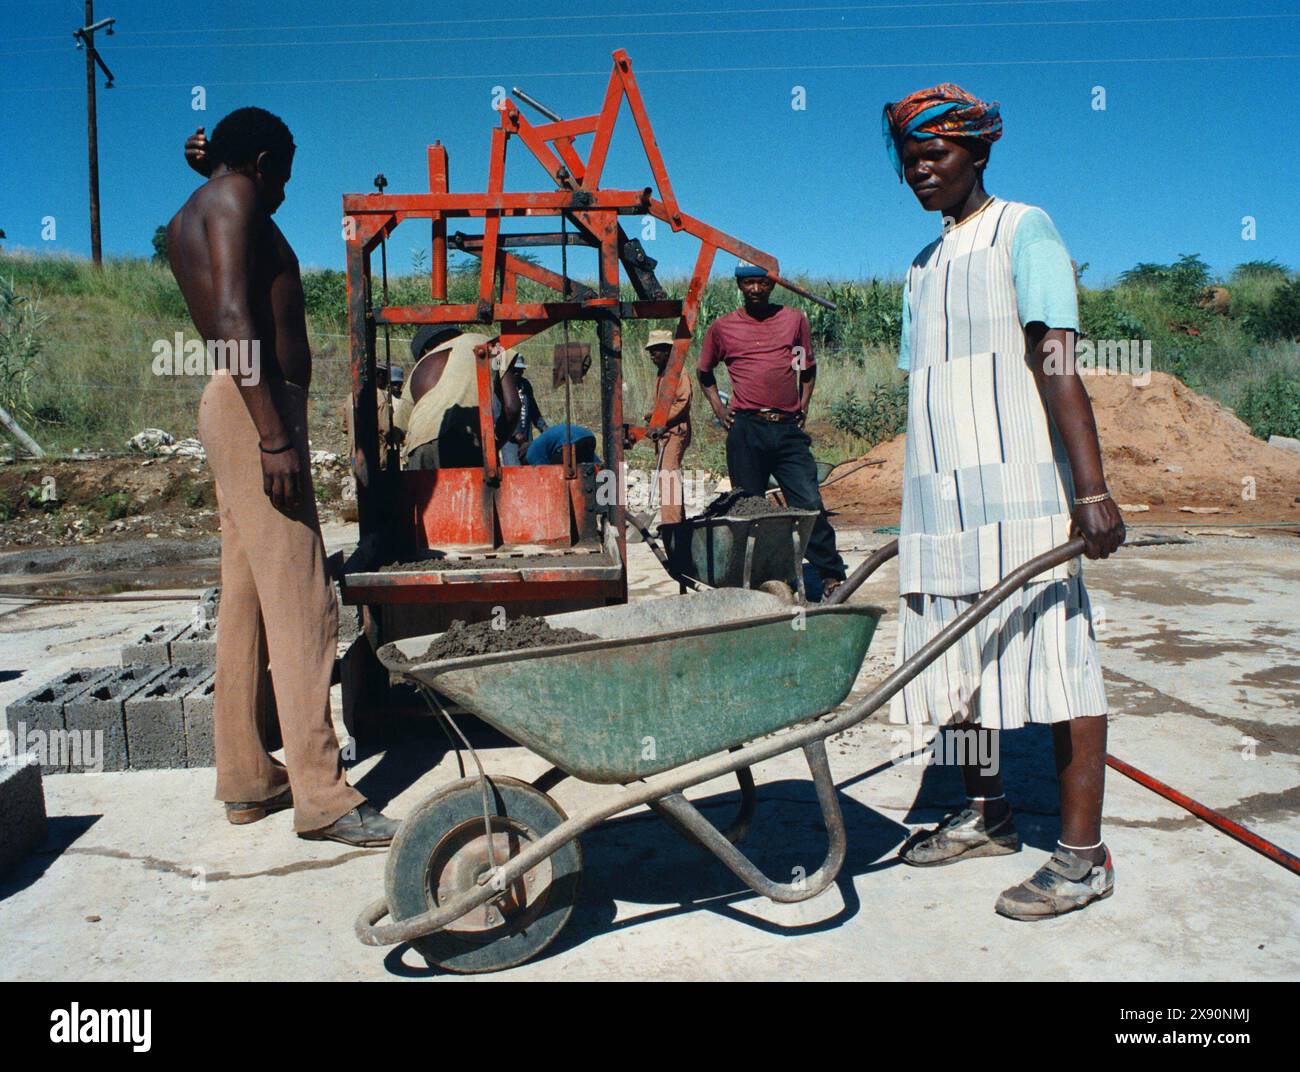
[823,371,1300,527]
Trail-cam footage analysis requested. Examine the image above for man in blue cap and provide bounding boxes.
[697,264,846,597]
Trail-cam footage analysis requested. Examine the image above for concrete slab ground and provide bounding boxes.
[0,524,1296,980]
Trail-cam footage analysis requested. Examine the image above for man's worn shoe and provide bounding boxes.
[299,803,400,848]
[899,806,1021,867]
[995,845,1115,921]
[225,787,293,826]
[819,577,844,603]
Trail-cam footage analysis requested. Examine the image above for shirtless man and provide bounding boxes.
[394,325,522,469]
[170,109,397,846]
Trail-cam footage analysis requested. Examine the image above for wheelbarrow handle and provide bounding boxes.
[828,535,1088,730]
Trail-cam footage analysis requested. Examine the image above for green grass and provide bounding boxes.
[2,248,1298,459]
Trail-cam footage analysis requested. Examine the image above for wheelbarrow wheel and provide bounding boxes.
[384,776,581,974]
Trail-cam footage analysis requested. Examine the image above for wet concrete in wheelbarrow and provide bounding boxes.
[1,526,1297,980]
[382,615,597,668]
[698,491,795,518]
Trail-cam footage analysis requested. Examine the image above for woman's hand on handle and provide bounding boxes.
[1071,497,1125,559]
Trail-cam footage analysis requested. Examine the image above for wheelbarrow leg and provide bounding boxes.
[651,739,845,903]
[720,760,757,845]
[791,527,807,604]
[531,765,569,795]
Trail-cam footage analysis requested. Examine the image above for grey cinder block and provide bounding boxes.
[170,618,217,665]
[198,586,221,623]
[121,621,188,667]
[63,664,170,773]
[125,664,211,770]
[181,668,217,768]
[3,668,112,774]
[0,756,47,876]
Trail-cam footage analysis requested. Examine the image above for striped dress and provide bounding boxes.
[888,198,1108,729]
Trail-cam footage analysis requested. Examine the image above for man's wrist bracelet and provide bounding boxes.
[259,441,294,455]
[1073,490,1111,506]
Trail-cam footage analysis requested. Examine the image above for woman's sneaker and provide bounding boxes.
[995,845,1114,920]
[899,806,1021,866]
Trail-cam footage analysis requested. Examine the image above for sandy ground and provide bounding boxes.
[0,522,1297,981]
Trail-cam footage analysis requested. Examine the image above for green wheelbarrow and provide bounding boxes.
[354,537,1087,973]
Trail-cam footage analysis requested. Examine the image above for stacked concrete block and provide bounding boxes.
[125,663,212,770]
[63,664,170,773]
[170,618,217,664]
[120,621,188,668]
[3,668,112,774]
[198,586,221,623]
[182,668,218,768]
[0,756,47,876]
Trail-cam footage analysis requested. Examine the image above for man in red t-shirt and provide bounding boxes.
[697,264,846,596]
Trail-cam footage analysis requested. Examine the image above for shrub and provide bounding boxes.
[1231,260,1288,282]
[828,380,908,445]
[0,275,45,422]
[1078,288,1143,341]
[1235,371,1300,441]
[1118,253,1213,325]
[1242,279,1300,343]
[97,491,136,521]
[301,268,347,325]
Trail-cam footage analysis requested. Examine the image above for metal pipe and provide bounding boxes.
[511,86,562,123]
[1106,753,1300,875]
[0,403,45,458]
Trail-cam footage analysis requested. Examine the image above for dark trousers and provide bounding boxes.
[725,411,846,579]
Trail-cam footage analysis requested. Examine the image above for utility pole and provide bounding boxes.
[73,3,116,268]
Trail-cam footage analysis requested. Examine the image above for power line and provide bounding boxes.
[0,0,1157,43]
[4,12,1295,56]
[4,50,1297,94]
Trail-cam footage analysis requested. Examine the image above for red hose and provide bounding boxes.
[1106,753,1300,876]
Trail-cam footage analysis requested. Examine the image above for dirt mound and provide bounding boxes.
[823,371,1300,526]
[821,434,906,526]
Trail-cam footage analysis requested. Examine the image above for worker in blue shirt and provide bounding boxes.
[522,423,599,466]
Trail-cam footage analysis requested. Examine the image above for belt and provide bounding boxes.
[736,408,800,423]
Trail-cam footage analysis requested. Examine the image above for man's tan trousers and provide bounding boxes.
[657,431,690,526]
[198,373,363,832]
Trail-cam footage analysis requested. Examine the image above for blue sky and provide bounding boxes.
[2,0,1298,284]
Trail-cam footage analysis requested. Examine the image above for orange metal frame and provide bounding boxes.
[341,49,827,608]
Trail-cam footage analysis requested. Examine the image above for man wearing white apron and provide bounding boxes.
[882,85,1125,919]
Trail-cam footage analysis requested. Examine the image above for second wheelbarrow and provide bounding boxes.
[657,501,821,594]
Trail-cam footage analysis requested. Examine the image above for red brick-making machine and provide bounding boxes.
[336,49,837,723]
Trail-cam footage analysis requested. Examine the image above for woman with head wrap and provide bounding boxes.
[881,85,1125,920]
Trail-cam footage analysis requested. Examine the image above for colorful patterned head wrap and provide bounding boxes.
[882,84,1002,179]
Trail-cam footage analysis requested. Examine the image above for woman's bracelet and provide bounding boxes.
[1073,490,1111,506]
[259,440,294,455]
